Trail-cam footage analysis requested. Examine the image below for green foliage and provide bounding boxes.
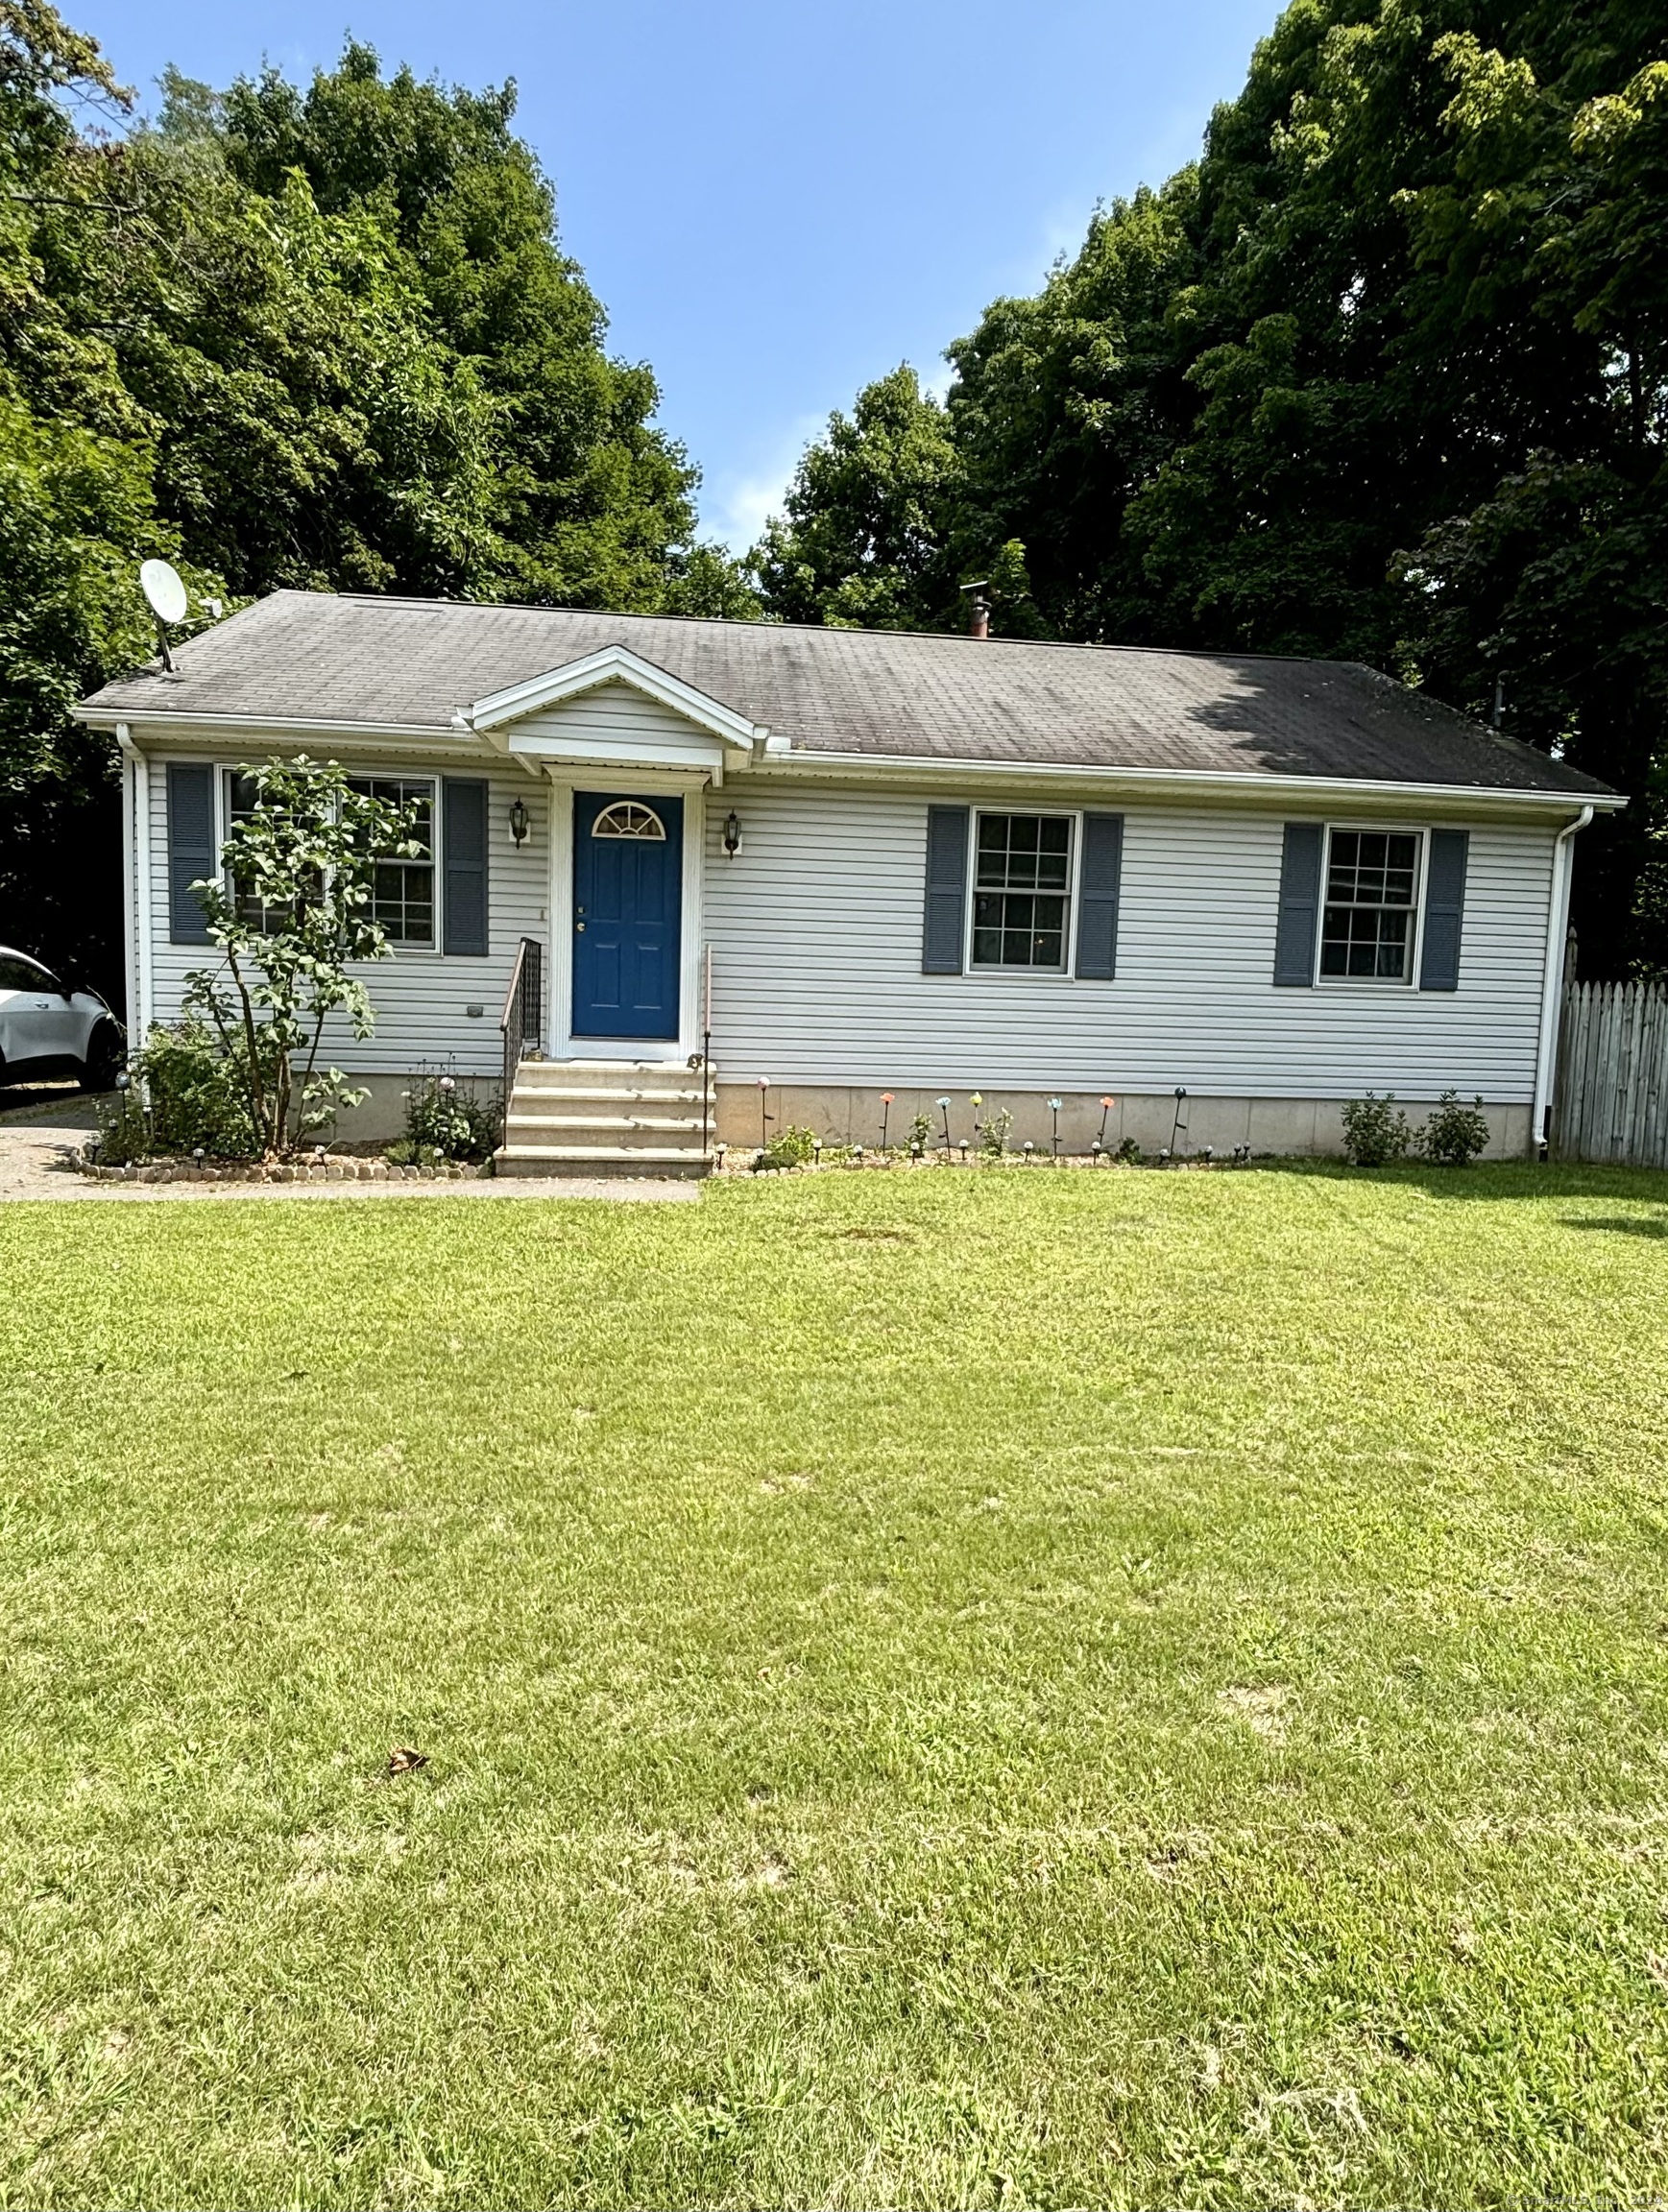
[756,0,1668,973]
[756,1123,815,1171]
[182,757,418,1154]
[0,18,747,1002]
[907,1110,934,1154]
[136,1018,257,1157]
[1342,1091,1414,1167]
[399,1068,499,1163]
[979,1107,1014,1160]
[1419,1089,1492,1166]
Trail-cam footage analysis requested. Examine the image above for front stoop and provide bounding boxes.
[495,1060,715,1179]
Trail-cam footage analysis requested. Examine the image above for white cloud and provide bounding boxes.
[701,411,824,554]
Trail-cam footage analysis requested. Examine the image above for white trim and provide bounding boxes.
[1311,823,1426,991]
[965,805,1081,977]
[761,746,1623,814]
[1532,804,1593,1149]
[73,708,1619,816]
[462,645,763,752]
[544,770,707,1065]
[116,725,149,1042]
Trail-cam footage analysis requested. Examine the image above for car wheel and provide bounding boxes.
[80,1022,123,1092]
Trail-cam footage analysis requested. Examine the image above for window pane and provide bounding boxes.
[1320,904,1411,979]
[350,778,435,946]
[976,813,1072,894]
[972,889,1067,969]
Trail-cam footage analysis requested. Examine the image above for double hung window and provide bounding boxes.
[1320,829,1421,981]
[971,812,1074,971]
[347,777,436,948]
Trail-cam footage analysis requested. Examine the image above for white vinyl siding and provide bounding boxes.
[145,759,549,1076]
[703,781,1555,1100]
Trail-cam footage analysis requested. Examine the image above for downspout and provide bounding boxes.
[1531,803,1592,1157]
[115,725,152,1046]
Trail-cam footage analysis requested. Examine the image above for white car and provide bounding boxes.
[0,948,123,1090]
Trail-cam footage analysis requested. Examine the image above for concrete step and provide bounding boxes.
[509,1085,711,1108]
[514,1059,713,1083]
[495,1143,710,1180]
[505,1114,707,1147]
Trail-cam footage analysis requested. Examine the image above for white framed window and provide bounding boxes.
[592,800,666,841]
[1318,827,1424,983]
[225,770,308,936]
[970,810,1076,972]
[347,776,437,949]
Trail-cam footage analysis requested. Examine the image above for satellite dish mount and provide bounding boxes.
[139,559,189,672]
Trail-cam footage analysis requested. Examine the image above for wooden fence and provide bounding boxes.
[1553,980,1668,1166]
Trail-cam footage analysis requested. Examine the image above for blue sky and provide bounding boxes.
[77,0,1277,550]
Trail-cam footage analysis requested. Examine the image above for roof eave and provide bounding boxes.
[760,745,1623,810]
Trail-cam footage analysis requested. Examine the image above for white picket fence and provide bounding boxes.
[1554,980,1668,1166]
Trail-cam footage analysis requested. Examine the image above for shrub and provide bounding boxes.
[1115,1136,1142,1165]
[907,1110,933,1153]
[91,1021,258,1164]
[1342,1091,1412,1167]
[400,1070,500,1162]
[1419,1091,1491,1166]
[979,1108,1014,1160]
[756,1123,815,1170]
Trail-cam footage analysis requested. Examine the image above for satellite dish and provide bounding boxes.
[140,559,189,627]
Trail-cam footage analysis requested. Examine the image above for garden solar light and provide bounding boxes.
[1022,1139,1034,1161]
[937,1095,953,1151]
[880,1092,894,1148]
[439,1074,455,1092]
[1098,1094,1115,1148]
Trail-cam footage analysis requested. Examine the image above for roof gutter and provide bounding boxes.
[760,744,1624,813]
[76,708,1622,812]
[1531,802,1593,1155]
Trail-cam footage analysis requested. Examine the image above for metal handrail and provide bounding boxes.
[499,935,544,1142]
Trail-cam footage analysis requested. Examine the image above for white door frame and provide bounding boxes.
[543,768,708,1064]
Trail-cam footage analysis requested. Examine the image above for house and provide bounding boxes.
[76,589,1620,1169]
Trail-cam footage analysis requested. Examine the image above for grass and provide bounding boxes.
[2,1164,1668,2208]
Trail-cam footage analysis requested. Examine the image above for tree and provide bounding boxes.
[180,757,422,1155]
[747,366,969,629]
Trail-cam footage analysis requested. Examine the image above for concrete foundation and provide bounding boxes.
[317,1073,1532,1162]
[713,1085,1533,1161]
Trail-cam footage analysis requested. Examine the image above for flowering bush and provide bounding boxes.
[396,1070,500,1163]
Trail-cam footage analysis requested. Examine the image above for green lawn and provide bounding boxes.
[3,1166,1668,2209]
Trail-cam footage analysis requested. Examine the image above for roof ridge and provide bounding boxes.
[277,587,1357,670]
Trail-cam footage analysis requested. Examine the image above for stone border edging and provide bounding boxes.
[78,1157,490,1185]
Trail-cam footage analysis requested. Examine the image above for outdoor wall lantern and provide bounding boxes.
[722,809,742,857]
[508,796,531,847]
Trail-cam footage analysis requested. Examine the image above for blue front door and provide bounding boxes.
[571,792,683,1041]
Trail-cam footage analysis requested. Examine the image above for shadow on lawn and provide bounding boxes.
[1248,1158,1668,1209]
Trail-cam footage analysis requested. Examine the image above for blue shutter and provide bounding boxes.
[444,779,489,957]
[1419,828,1468,991]
[1273,822,1323,986]
[1076,811,1124,979]
[922,805,969,974]
[166,762,215,946]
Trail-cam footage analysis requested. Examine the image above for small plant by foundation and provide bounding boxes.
[756,1124,816,1171]
[1342,1091,1412,1167]
[979,1109,1013,1161]
[1419,1091,1491,1166]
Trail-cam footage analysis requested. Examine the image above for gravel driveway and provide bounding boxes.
[0,1094,697,1203]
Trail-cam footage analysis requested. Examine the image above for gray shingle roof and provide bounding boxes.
[80,589,1613,799]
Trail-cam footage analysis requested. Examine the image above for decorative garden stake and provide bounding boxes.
[1157,1146,1172,1166]
[937,1095,953,1156]
[1170,1086,1189,1157]
[1200,1145,1214,1165]
[811,1138,822,1166]
[958,1140,969,1165]
[1098,1094,1116,1149]
[969,1091,983,1151]
[758,1075,772,1149]
[1047,1097,1062,1159]
[1022,1139,1034,1164]
[1091,1139,1104,1164]
[880,1092,894,1150]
